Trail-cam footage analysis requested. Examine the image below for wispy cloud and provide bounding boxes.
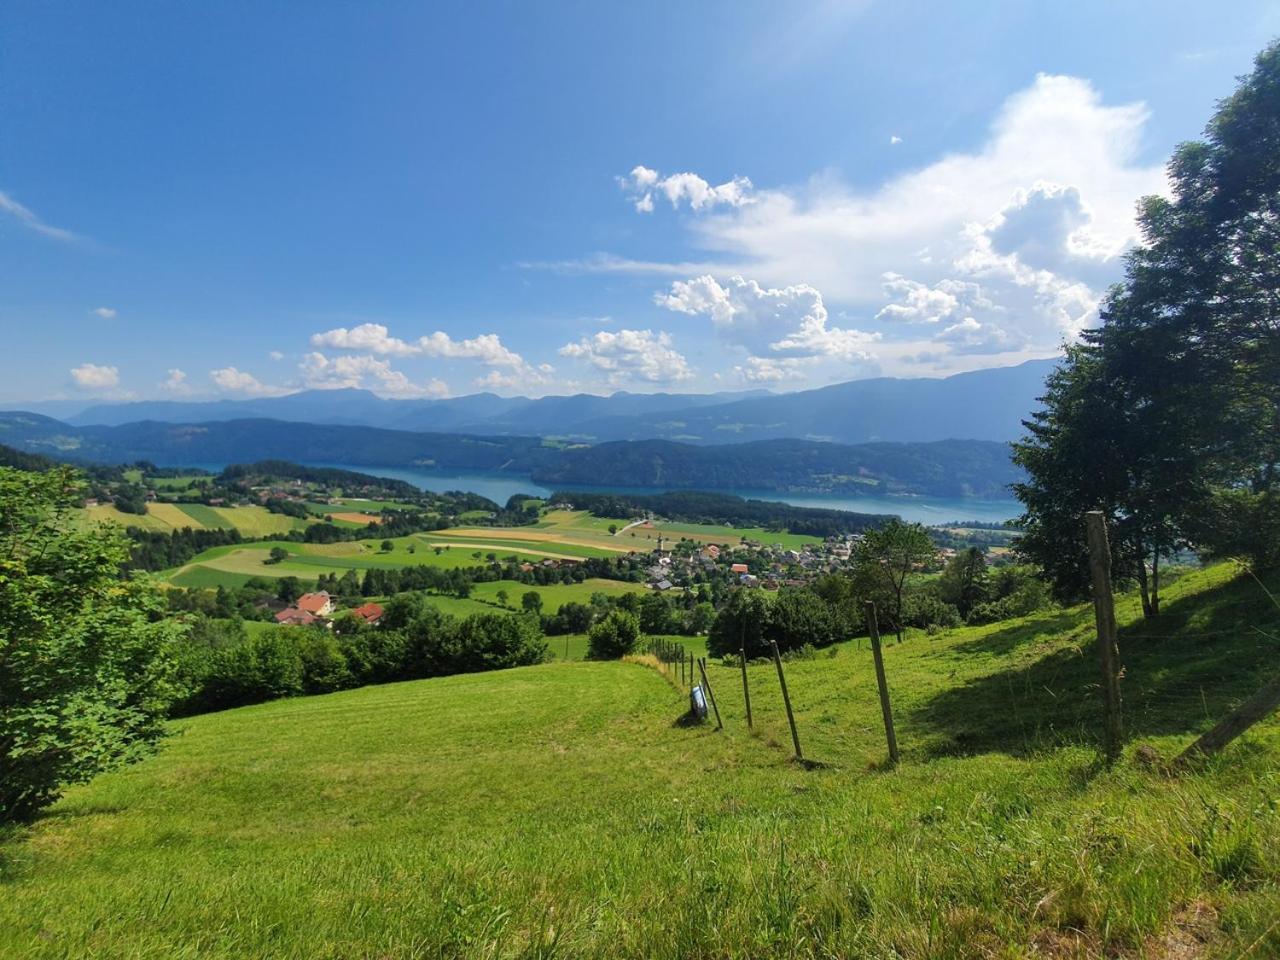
[0,190,77,241]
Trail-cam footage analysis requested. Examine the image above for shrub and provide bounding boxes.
[587,610,642,660]
[1,466,184,822]
[297,631,354,694]
[196,630,304,710]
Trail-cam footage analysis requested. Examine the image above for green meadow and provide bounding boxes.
[468,577,649,613]
[3,562,1278,958]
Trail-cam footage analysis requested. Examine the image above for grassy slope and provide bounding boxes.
[468,577,648,613]
[81,503,306,537]
[3,564,1279,958]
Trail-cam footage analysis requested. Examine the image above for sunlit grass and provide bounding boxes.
[2,563,1278,958]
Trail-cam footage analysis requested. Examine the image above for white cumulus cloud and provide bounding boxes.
[657,274,879,363]
[311,323,528,368]
[559,329,693,384]
[92,306,118,320]
[209,367,288,397]
[298,352,450,398]
[586,73,1168,376]
[70,363,119,389]
[619,165,755,214]
[162,368,192,395]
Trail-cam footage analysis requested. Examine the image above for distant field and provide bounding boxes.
[469,578,649,613]
[546,632,707,661]
[83,503,307,537]
[163,533,626,589]
[173,503,235,529]
[533,509,823,551]
[83,503,180,532]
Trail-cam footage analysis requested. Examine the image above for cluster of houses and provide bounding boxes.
[643,532,871,593]
[274,591,384,629]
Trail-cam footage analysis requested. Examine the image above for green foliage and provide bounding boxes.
[521,590,543,614]
[0,466,184,822]
[586,610,642,660]
[936,547,989,618]
[4,563,1280,957]
[765,588,838,650]
[706,588,773,658]
[1015,42,1280,606]
[852,519,935,642]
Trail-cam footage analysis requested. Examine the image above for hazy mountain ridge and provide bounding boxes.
[0,413,1023,499]
[61,360,1055,444]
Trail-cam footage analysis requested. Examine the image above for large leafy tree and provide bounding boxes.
[1,466,184,822]
[1015,41,1280,598]
[851,520,935,643]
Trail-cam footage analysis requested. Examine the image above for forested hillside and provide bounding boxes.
[535,438,1021,498]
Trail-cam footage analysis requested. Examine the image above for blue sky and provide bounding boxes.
[2,1,1277,407]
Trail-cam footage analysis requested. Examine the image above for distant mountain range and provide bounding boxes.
[0,412,1024,499]
[60,359,1055,444]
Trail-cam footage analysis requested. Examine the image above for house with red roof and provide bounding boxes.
[350,602,384,626]
[295,591,334,616]
[275,607,319,626]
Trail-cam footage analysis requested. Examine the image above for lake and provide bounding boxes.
[302,463,1022,524]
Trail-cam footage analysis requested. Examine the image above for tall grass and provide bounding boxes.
[1,563,1277,958]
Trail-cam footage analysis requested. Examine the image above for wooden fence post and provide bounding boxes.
[688,652,694,690]
[864,601,899,766]
[1175,674,1280,767]
[698,658,722,730]
[770,639,803,762]
[1085,511,1124,765]
[740,644,753,729]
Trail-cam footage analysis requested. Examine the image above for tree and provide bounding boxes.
[380,539,394,553]
[521,591,543,615]
[277,576,303,604]
[688,601,716,635]
[1,466,184,822]
[639,592,675,634]
[765,588,837,651]
[266,546,289,565]
[707,589,773,658]
[495,589,509,606]
[852,520,934,643]
[586,610,641,660]
[1014,42,1280,592]
[937,548,989,619]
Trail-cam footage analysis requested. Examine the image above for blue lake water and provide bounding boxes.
[300,463,1021,524]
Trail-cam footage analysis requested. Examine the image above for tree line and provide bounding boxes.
[1014,43,1280,617]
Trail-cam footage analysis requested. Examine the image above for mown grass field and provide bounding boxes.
[162,530,626,590]
[468,577,649,613]
[533,509,824,551]
[82,502,307,537]
[3,562,1278,958]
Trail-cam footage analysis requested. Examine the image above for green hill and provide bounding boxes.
[2,563,1278,958]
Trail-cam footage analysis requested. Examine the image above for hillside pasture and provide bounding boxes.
[2,563,1277,957]
[82,502,308,537]
[468,577,649,613]
[161,532,631,589]
[535,508,823,551]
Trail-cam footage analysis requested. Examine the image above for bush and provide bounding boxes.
[297,631,354,694]
[586,610,642,660]
[195,630,305,711]
[1,466,184,823]
[903,593,962,631]
[707,590,773,658]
